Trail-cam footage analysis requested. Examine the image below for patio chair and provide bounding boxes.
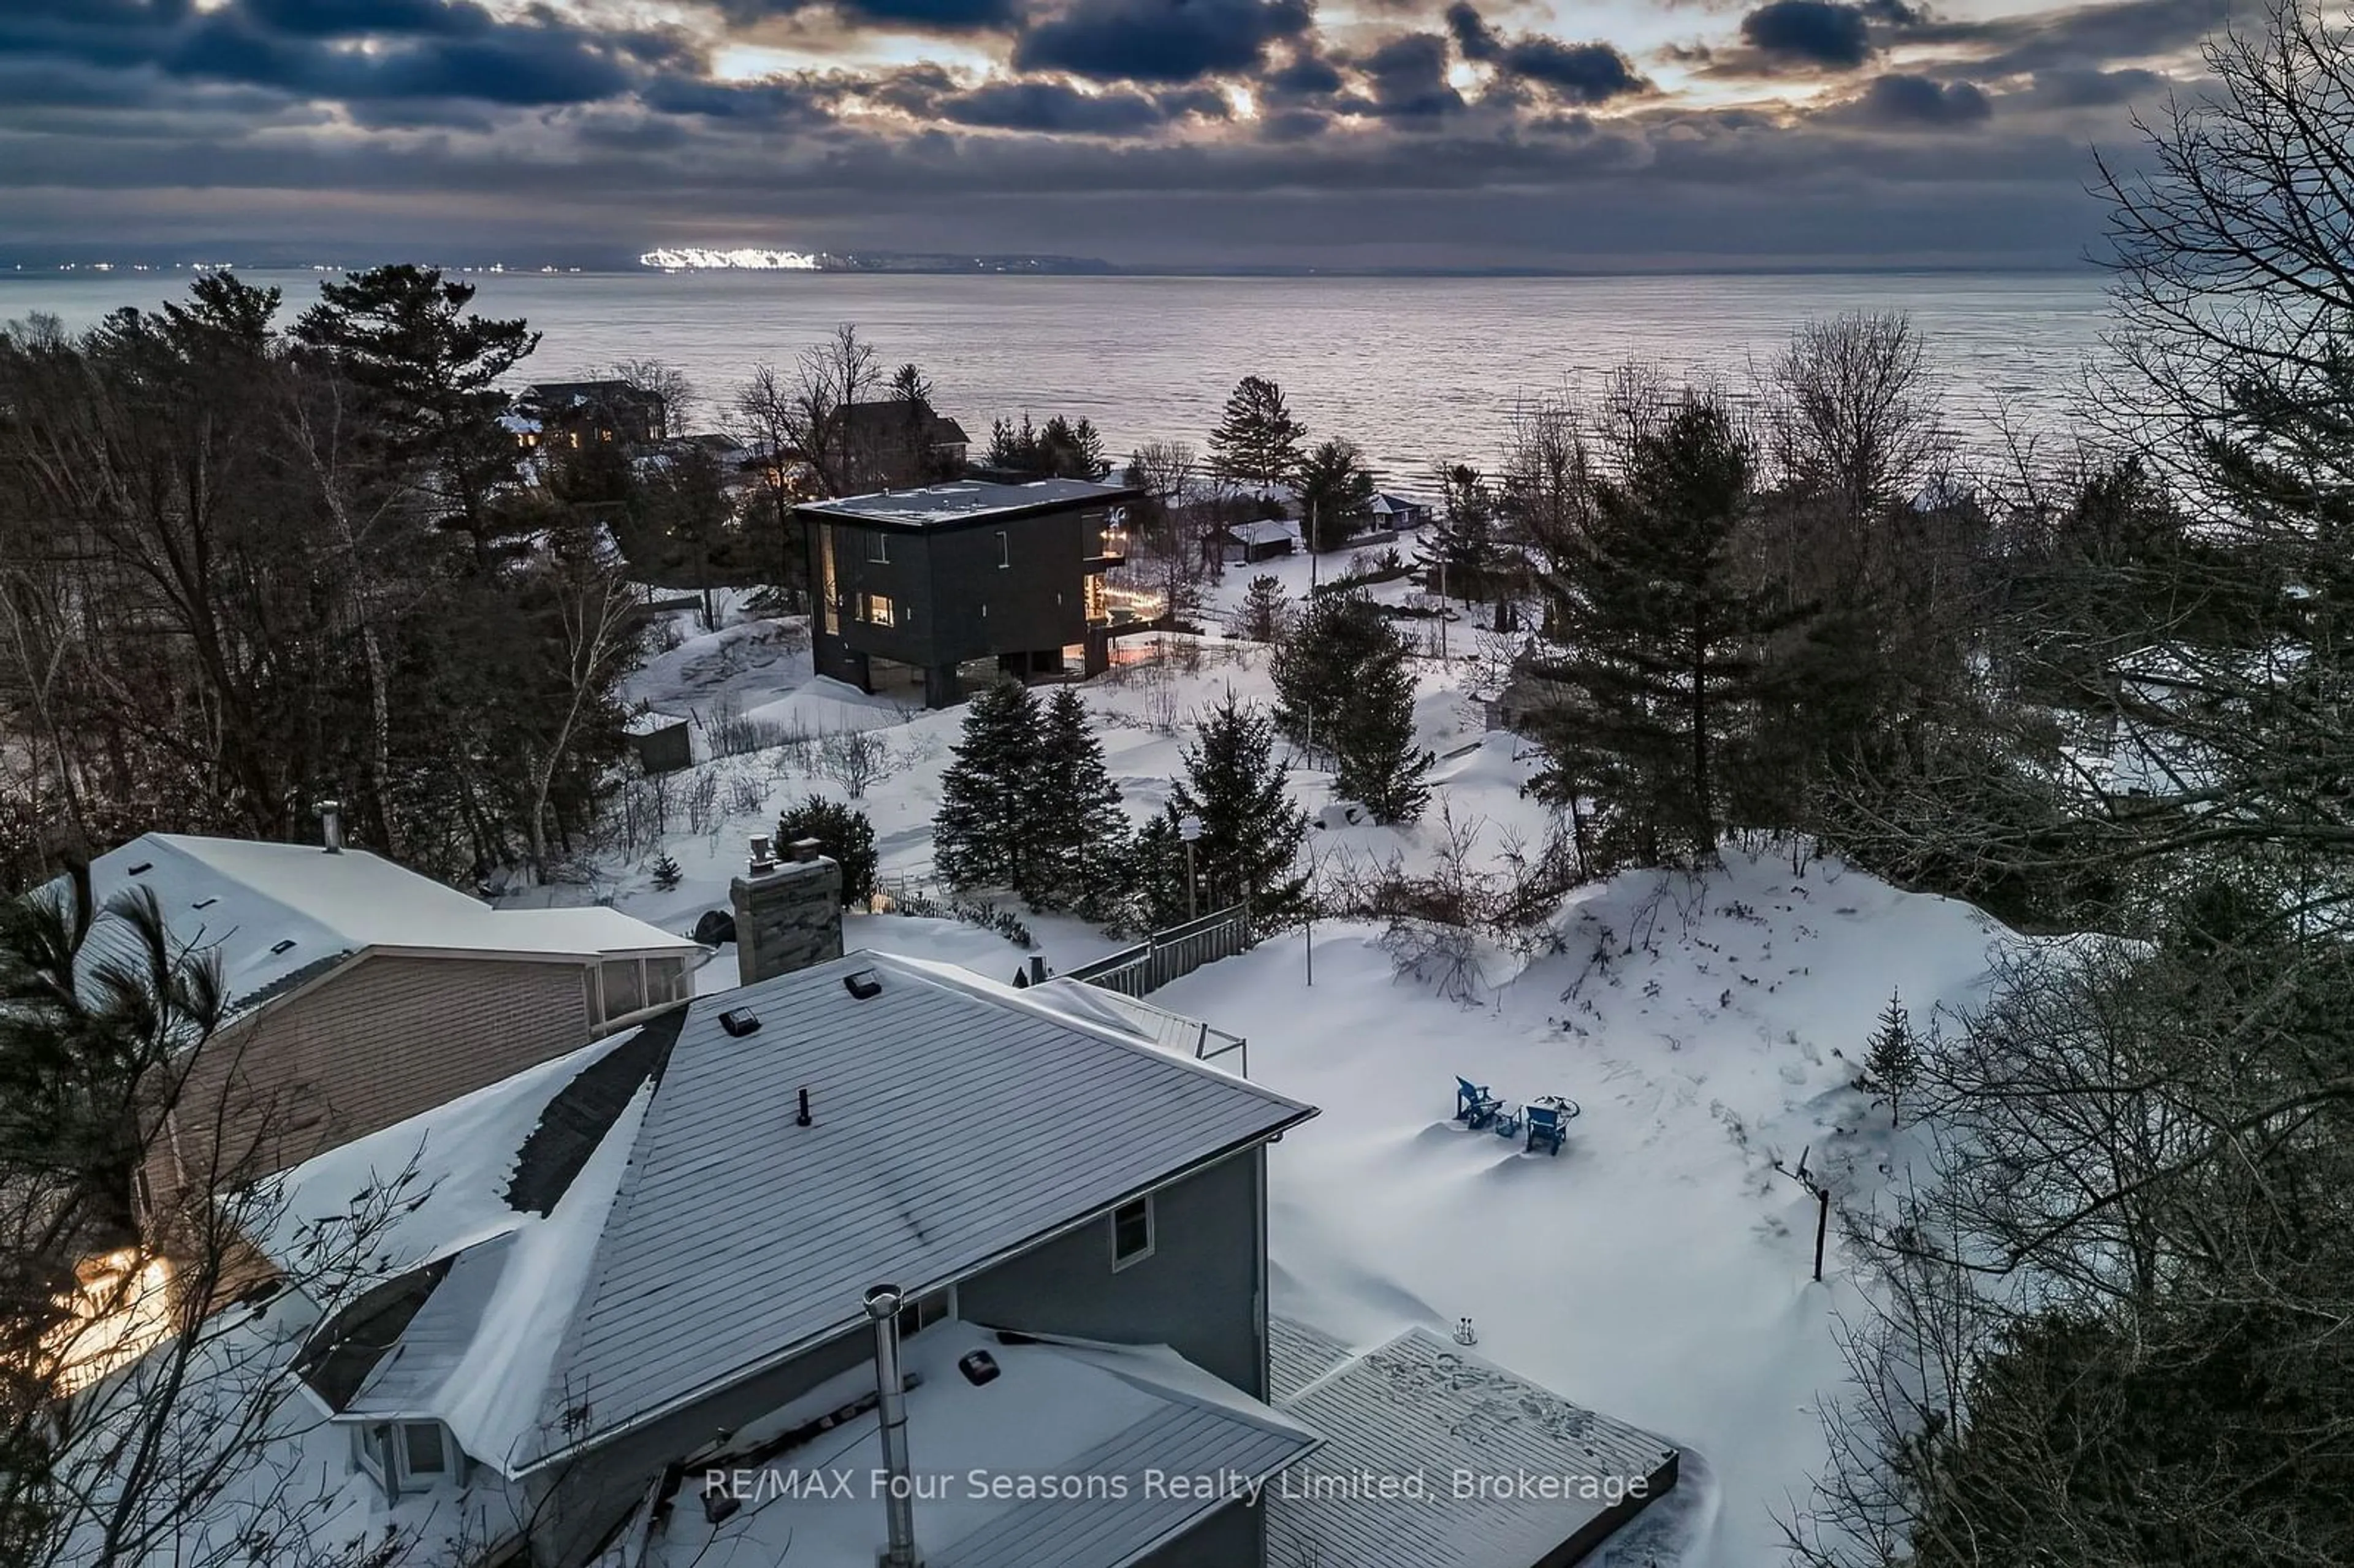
[1525,1102,1569,1157]
[1455,1076,1503,1130]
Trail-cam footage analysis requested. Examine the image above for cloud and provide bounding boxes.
[1837,72,1993,126]
[1012,0,1312,83]
[712,0,1026,34]
[1739,0,1875,67]
[1444,3,1650,104]
[1345,32,1464,121]
[939,76,1166,132]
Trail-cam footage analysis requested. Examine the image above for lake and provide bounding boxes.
[0,268,2115,481]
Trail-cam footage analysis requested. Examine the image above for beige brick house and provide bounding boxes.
[75,832,703,1214]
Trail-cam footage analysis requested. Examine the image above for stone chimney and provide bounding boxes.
[729,835,844,986]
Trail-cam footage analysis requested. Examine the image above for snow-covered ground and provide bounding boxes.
[550,595,2014,1566]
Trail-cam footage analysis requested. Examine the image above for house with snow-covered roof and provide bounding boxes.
[231,948,1321,1568]
[68,826,700,1216]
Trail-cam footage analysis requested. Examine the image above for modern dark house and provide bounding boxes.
[799,477,1143,707]
[823,399,971,488]
[517,380,669,449]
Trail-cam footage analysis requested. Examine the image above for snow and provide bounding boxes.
[583,600,2017,1566]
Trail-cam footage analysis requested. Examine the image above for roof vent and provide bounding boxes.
[788,837,822,864]
[127,862,153,877]
[191,897,218,910]
[269,938,297,956]
[718,1007,761,1038]
[844,970,883,1001]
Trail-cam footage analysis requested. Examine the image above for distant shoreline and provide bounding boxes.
[0,260,2103,283]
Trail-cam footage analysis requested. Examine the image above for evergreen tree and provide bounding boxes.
[1166,690,1310,924]
[1419,464,1514,620]
[1862,989,1921,1126]
[1027,688,1132,918]
[933,679,1044,893]
[1273,592,1432,823]
[985,413,1109,480]
[1236,575,1291,642]
[1208,375,1306,488]
[1295,437,1375,551]
[1525,390,1801,864]
[650,851,682,891]
[776,795,878,907]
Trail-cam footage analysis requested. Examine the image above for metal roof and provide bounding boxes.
[519,951,1313,1466]
[1267,1322,1681,1568]
[798,478,1140,530]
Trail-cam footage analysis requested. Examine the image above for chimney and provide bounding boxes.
[729,843,844,986]
[318,800,344,854]
[864,1285,923,1568]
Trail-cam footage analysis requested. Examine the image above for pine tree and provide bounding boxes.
[1419,463,1512,615]
[1295,437,1374,551]
[1208,376,1306,489]
[1028,687,1132,918]
[1525,389,1804,865]
[1236,575,1290,643]
[1273,591,1432,824]
[650,851,682,891]
[775,795,878,907]
[933,678,1044,893]
[1167,689,1310,925]
[1863,989,1921,1127]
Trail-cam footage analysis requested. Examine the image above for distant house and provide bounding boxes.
[1219,517,1298,565]
[73,829,700,1214]
[823,399,971,489]
[1369,491,1433,531]
[798,477,1145,708]
[517,380,669,449]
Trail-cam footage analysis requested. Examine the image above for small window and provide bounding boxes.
[582,966,600,1028]
[646,956,686,1007]
[867,531,889,564]
[996,530,1010,569]
[402,1421,448,1479]
[600,959,644,1019]
[860,593,894,626]
[1111,1196,1154,1270]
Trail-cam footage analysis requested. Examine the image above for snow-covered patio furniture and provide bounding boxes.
[1455,1076,1503,1130]
[1523,1097,1579,1156]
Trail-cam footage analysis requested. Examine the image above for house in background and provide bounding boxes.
[517,381,669,449]
[823,398,972,488]
[1369,491,1433,531]
[74,828,701,1215]
[799,477,1145,708]
[1218,517,1298,565]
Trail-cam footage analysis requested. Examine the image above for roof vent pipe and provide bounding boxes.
[748,833,777,876]
[318,801,343,854]
[789,837,823,864]
[864,1285,923,1568]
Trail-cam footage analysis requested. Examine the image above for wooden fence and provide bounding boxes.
[1066,904,1252,1000]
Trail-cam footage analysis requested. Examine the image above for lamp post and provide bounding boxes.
[1178,812,1203,922]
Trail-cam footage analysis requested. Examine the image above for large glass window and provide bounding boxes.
[646,956,687,1007]
[600,959,644,1019]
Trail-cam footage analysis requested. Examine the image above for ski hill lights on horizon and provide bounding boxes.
[639,247,822,271]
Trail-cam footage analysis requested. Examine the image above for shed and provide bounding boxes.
[1221,517,1298,563]
[625,710,693,774]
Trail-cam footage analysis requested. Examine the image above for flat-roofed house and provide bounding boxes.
[799,477,1143,707]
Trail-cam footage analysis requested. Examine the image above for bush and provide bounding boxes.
[774,796,878,908]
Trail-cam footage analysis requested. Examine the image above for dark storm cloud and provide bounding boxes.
[237,0,490,37]
[1907,0,2234,75]
[1343,32,1464,121]
[1444,4,1650,105]
[1739,1,1874,67]
[1012,0,1313,83]
[710,0,1026,36]
[1264,48,1344,99]
[1838,72,1993,126]
[939,77,1167,133]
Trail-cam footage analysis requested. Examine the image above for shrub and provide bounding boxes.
[774,795,878,908]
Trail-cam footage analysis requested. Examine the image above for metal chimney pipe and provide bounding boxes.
[864,1285,921,1568]
[318,800,344,854]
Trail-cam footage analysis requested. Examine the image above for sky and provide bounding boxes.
[0,0,2236,270]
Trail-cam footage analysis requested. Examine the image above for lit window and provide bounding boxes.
[867,531,889,563]
[861,593,894,626]
[1111,1196,1154,1269]
[996,530,1010,569]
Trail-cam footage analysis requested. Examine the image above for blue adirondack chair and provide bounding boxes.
[1523,1097,1580,1156]
[1455,1076,1503,1130]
